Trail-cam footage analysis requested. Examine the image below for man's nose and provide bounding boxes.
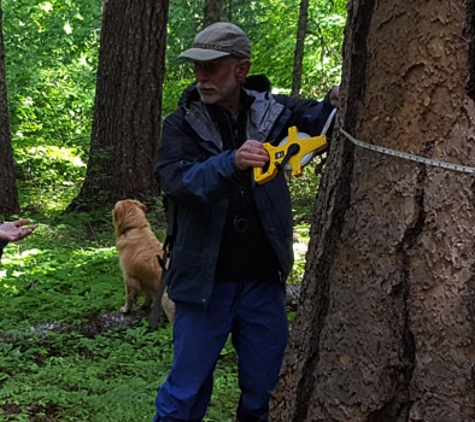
[194,69,208,82]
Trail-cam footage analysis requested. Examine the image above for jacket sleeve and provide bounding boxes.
[154,111,242,208]
[0,224,7,261]
[274,89,336,139]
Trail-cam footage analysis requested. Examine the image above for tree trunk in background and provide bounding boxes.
[203,0,222,27]
[0,1,19,217]
[68,0,168,211]
[272,1,475,421]
[291,0,309,97]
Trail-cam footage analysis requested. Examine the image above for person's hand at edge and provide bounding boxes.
[329,86,340,108]
[0,220,39,243]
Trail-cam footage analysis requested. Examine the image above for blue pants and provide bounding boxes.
[153,278,289,422]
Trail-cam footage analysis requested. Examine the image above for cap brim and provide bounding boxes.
[179,48,231,61]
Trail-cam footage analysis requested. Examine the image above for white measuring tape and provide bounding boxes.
[339,128,475,175]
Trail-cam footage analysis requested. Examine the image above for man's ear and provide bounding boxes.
[236,59,251,82]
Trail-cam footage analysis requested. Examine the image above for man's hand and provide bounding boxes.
[0,220,38,243]
[235,140,269,171]
[329,86,340,108]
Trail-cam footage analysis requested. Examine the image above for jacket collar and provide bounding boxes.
[181,75,285,150]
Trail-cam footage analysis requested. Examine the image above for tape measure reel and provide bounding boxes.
[278,132,315,170]
[279,109,336,171]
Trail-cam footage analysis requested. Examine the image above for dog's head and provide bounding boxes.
[112,199,149,238]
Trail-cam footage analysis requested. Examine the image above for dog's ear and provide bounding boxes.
[136,200,147,213]
[112,202,127,234]
[112,207,119,224]
[112,203,120,223]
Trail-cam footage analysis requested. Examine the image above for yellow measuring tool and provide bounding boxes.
[253,126,328,185]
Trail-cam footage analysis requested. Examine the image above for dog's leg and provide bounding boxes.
[141,292,154,310]
[121,276,138,313]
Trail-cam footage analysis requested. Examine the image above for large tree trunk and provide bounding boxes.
[0,0,19,217]
[68,0,168,211]
[272,1,475,421]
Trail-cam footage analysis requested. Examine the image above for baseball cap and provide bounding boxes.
[179,22,251,61]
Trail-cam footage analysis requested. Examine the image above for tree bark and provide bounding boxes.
[203,0,223,28]
[0,0,19,217]
[68,0,168,211]
[291,0,309,97]
[272,1,475,421]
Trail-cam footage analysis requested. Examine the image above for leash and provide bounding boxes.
[148,198,177,330]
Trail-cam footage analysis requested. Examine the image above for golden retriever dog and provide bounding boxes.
[112,199,165,314]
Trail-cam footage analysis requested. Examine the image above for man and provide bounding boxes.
[153,22,338,422]
[0,219,38,261]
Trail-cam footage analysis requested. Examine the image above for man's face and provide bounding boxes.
[193,56,250,113]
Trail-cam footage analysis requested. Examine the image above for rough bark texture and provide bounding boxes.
[272,1,475,421]
[0,1,19,217]
[69,0,168,211]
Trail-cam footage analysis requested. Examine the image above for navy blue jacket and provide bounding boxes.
[0,224,7,261]
[154,75,335,306]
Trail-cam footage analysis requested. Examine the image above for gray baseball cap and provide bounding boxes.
[179,22,251,61]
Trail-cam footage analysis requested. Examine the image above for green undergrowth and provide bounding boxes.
[0,323,239,422]
[0,204,241,421]
[0,174,316,421]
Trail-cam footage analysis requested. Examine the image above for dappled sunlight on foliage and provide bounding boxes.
[15,145,86,188]
[290,163,322,224]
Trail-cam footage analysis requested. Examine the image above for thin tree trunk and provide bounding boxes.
[203,0,222,27]
[272,1,475,421]
[291,0,309,97]
[0,0,19,216]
